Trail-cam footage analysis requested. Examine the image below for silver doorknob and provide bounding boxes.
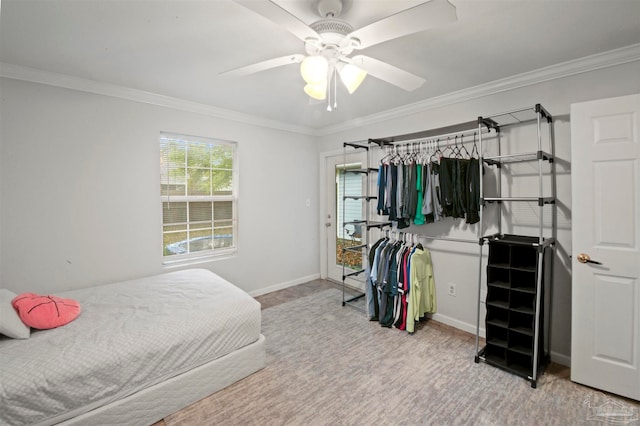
[325,222,331,227]
[577,253,602,265]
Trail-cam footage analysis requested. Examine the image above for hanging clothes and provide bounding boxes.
[414,164,426,225]
[397,162,412,229]
[465,157,481,224]
[396,243,413,331]
[380,241,403,327]
[406,246,437,333]
[376,138,480,225]
[388,163,398,221]
[366,237,386,320]
[421,163,433,223]
[367,236,437,334]
[453,158,470,219]
[438,157,455,217]
[396,163,404,220]
[430,162,443,222]
[408,162,418,225]
[377,164,388,216]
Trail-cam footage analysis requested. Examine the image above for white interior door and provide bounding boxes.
[325,152,366,284]
[570,93,640,401]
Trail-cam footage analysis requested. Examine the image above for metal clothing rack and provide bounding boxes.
[340,141,386,310]
[340,104,556,388]
[474,104,556,388]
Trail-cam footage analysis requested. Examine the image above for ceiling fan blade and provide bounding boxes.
[348,0,457,49]
[352,55,425,92]
[220,54,305,76]
[234,0,320,42]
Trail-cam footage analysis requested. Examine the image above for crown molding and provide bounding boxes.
[2,43,639,138]
[0,62,316,136]
[317,43,640,136]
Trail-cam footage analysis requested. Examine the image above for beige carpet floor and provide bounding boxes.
[163,289,639,425]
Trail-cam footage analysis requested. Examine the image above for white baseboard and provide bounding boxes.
[549,351,571,367]
[430,313,571,367]
[248,273,321,298]
[431,312,485,338]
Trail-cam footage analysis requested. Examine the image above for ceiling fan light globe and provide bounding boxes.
[304,82,327,100]
[300,55,329,84]
[339,63,367,94]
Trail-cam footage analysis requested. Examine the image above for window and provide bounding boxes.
[160,132,237,262]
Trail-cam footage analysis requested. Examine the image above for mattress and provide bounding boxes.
[60,334,266,426]
[0,269,262,426]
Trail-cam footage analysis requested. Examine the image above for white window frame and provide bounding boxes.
[160,132,238,265]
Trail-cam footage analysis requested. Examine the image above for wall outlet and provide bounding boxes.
[447,283,456,297]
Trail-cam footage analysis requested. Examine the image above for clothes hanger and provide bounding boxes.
[471,132,479,159]
[418,141,427,164]
[453,135,462,158]
[388,145,400,164]
[421,141,430,164]
[413,142,420,164]
[430,139,443,163]
[426,139,436,164]
[459,134,471,159]
[380,145,393,164]
[404,143,417,164]
[442,137,454,158]
[400,144,410,164]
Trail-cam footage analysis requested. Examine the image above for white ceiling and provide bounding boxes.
[1,0,639,132]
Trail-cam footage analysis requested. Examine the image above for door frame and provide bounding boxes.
[319,148,366,282]
[319,149,343,280]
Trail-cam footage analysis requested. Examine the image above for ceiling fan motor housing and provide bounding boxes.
[306,18,359,58]
[310,19,353,36]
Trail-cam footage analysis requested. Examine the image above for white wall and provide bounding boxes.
[317,61,640,364]
[0,78,320,295]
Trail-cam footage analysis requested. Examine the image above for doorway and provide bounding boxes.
[324,151,366,284]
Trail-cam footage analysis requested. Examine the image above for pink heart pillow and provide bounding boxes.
[12,293,81,329]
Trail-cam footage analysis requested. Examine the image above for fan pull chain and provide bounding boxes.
[326,68,338,112]
[326,76,332,111]
[334,68,338,109]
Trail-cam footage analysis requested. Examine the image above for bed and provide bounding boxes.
[0,268,266,426]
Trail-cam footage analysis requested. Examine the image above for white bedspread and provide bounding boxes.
[0,269,261,426]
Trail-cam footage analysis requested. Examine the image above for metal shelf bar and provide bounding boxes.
[483,151,554,164]
[343,244,367,252]
[483,197,555,204]
[343,195,377,201]
[417,235,478,244]
[368,119,497,146]
[366,221,392,230]
[343,269,365,279]
[343,142,368,150]
[344,220,367,226]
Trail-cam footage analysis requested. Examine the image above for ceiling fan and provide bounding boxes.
[223,0,457,109]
